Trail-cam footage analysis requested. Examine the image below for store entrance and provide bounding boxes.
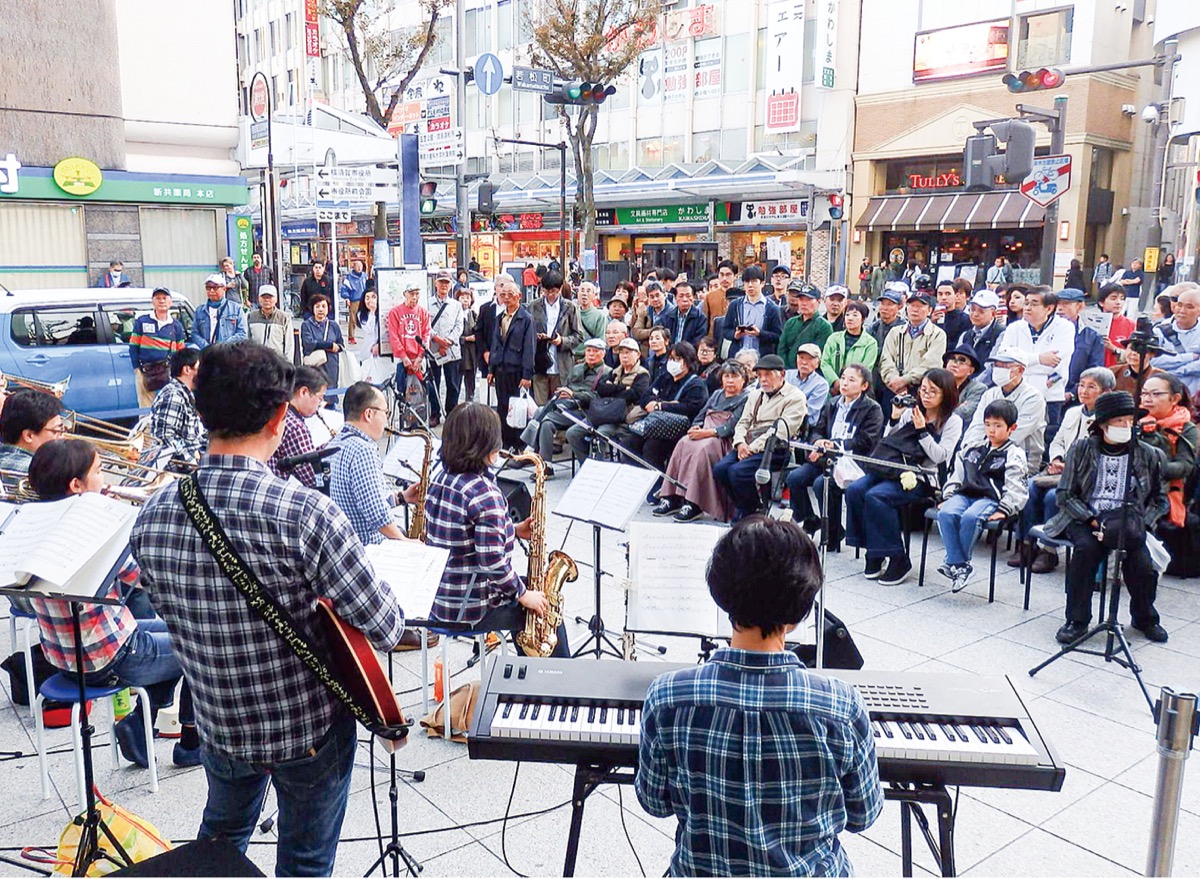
[637,242,719,282]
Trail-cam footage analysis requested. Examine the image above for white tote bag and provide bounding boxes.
[506,388,536,429]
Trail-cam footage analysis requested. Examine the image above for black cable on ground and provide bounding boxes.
[616,786,646,877]
[499,763,526,878]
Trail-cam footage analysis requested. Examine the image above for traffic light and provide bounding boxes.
[543,81,617,106]
[828,193,844,220]
[962,119,1035,191]
[1002,67,1065,93]
[964,134,997,191]
[419,181,437,215]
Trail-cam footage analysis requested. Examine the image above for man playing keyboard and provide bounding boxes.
[636,516,882,876]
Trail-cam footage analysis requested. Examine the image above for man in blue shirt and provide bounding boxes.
[786,342,831,427]
[326,382,406,545]
[637,516,882,876]
[191,274,248,348]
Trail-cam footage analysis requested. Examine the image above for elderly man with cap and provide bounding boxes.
[960,346,1047,474]
[944,341,988,422]
[566,337,649,462]
[1055,287,1105,407]
[786,343,830,427]
[1043,390,1169,644]
[878,288,947,411]
[247,284,295,362]
[520,338,610,475]
[777,283,832,365]
[712,354,807,523]
[191,273,248,349]
[129,286,187,407]
[823,285,849,333]
[427,269,465,427]
[957,289,1004,372]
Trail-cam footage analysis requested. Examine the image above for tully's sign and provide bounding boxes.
[908,171,962,189]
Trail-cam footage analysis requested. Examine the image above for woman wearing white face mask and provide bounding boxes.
[627,342,710,500]
[1042,391,1170,646]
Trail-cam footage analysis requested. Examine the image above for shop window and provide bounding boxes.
[466,7,489,57]
[515,0,535,45]
[541,148,562,170]
[1090,147,1113,190]
[285,13,294,50]
[724,33,750,94]
[497,0,513,50]
[720,128,746,162]
[428,17,454,66]
[802,15,815,84]
[638,137,663,167]
[754,121,817,154]
[663,135,685,165]
[692,130,720,163]
[1016,7,1073,69]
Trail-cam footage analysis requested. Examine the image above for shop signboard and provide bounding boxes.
[737,198,810,223]
[814,0,839,90]
[388,75,454,137]
[596,204,712,227]
[227,215,254,272]
[663,4,720,42]
[663,43,689,103]
[1019,154,1071,208]
[693,37,722,100]
[0,162,249,206]
[765,0,804,131]
[638,48,664,106]
[283,220,319,238]
[913,18,1009,83]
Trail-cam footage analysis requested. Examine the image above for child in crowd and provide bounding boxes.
[936,400,1028,592]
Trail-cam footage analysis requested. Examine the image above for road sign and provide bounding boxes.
[1019,154,1072,208]
[512,65,554,93]
[249,73,269,122]
[317,208,351,222]
[475,53,504,96]
[1143,247,1160,274]
[250,120,268,151]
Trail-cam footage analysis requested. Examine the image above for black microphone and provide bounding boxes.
[278,445,339,471]
[755,419,783,485]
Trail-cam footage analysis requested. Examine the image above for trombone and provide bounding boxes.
[0,373,69,399]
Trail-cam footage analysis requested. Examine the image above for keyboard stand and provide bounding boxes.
[563,762,635,877]
[885,783,956,877]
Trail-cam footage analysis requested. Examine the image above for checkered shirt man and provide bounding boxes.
[149,378,208,464]
[267,405,319,487]
[325,424,394,545]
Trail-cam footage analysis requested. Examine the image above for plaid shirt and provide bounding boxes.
[425,469,523,625]
[267,406,318,486]
[327,424,393,544]
[130,455,405,763]
[149,379,208,463]
[30,561,140,673]
[637,648,883,877]
[0,444,32,494]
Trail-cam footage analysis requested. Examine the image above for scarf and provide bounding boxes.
[1140,405,1193,526]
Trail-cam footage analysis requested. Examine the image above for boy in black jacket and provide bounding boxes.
[936,400,1028,592]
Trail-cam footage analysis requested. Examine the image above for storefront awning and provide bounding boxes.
[856,192,1045,232]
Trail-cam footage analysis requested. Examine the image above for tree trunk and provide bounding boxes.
[565,105,600,278]
[339,14,385,126]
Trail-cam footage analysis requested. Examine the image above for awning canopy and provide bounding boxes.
[856,192,1045,232]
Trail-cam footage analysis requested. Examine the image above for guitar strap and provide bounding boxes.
[177,475,406,741]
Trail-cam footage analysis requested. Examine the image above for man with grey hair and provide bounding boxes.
[603,320,630,368]
[1152,284,1200,394]
[247,284,294,362]
[575,281,608,354]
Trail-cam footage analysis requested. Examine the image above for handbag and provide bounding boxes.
[506,388,536,429]
[303,320,329,366]
[21,789,172,875]
[630,410,690,440]
[588,395,627,426]
[139,359,171,393]
[832,454,867,489]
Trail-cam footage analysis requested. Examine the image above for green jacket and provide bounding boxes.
[564,360,609,407]
[575,306,610,357]
[777,314,833,365]
[819,331,879,384]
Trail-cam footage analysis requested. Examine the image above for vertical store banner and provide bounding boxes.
[663,43,690,103]
[638,48,664,106]
[814,0,839,89]
[304,0,319,57]
[693,37,722,100]
[765,0,804,132]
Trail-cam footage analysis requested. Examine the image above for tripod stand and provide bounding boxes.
[1028,321,1158,715]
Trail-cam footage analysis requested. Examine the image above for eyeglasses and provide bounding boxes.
[948,356,972,365]
[42,424,66,436]
[366,405,390,417]
[1140,390,1171,398]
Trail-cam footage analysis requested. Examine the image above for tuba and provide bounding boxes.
[501,451,578,657]
[386,426,432,541]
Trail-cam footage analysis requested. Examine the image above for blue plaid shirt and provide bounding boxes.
[637,648,883,877]
[327,424,393,544]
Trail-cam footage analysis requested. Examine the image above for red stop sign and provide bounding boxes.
[250,74,269,121]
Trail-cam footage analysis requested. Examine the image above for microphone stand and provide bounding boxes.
[556,409,687,491]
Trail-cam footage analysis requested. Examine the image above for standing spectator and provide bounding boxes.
[957,289,1004,371]
[1119,258,1145,297]
[704,259,739,335]
[823,286,849,333]
[191,274,248,349]
[220,257,250,307]
[821,300,878,393]
[488,277,536,450]
[1092,253,1114,292]
[522,263,538,296]
[778,283,833,365]
[301,295,345,392]
[267,365,328,487]
[243,252,274,307]
[339,258,368,344]
[386,284,432,413]
[458,287,479,404]
[475,283,500,389]
[869,260,888,299]
[95,259,131,288]
[1152,286,1200,395]
[428,270,465,427]
[786,344,830,426]
[603,320,630,368]
[351,288,387,382]
[961,347,1047,474]
[723,266,782,358]
[771,265,792,304]
[247,285,295,363]
[985,257,1007,290]
[149,348,207,466]
[1056,288,1105,406]
[1001,287,1075,440]
[1098,284,1135,367]
[300,262,332,315]
[866,284,907,395]
[529,270,582,405]
[1065,259,1086,292]
[858,258,873,298]
[1157,253,1177,293]
[878,289,947,411]
[574,281,609,354]
[129,286,186,407]
[936,279,971,346]
[780,284,803,323]
[659,280,708,348]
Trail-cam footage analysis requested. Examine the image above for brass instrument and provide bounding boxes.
[0,373,70,398]
[385,426,431,540]
[501,451,578,658]
[64,411,162,464]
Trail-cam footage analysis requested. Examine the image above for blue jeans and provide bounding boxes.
[427,359,461,419]
[1044,400,1065,448]
[844,473,928,559]
[199,714,357,877]
[713,448,787,522]
[1019,479,1059,540]
[937,494,999,566]
[87,619,192,725]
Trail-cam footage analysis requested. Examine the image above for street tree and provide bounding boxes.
[527,0,659,260]
[324,0,450,129]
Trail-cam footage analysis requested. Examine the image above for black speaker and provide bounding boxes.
[496,472,532,523]
[478,180,495,213]
[792,610,864,670]
[112,838,264,877]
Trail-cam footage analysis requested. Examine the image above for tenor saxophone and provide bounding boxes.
[502,451,579,657]
[386,426,432,541]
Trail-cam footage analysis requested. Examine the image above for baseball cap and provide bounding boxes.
[434,270,453,281]
[151,286,172,298]
[789,282,821,299]
[616,338,641,352]
[796,343,822,359]
[909,291,935,307]
[912,274,935,292]
[969,289,1001,309]
[824,285,849,299]
[1057,287,1087,302]
[204,273,228,288]
[584,338,606,350]
[771,265,792,277]
[755,354,787,371]
[878,289,904,304]
[257,284,278,299]
[988,345,1031,367]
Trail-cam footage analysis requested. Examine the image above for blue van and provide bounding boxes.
[0,289,195,421]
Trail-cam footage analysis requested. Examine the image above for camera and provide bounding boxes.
[894,394,919,408]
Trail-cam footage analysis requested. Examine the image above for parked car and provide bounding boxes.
[0,288,195,421]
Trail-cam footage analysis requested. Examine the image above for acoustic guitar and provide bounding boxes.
[316,598,409,753]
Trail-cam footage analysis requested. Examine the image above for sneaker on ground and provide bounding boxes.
[863,556,885,579]
[878,556,912,586]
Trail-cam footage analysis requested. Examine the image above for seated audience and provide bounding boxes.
[961,346,1047,474]
[1137,373,1197,548]
[603,320,630,369]
[786,343,831,428]
[644,326,671,384]
[655,362,750,522]
[845,368,962,585]
[566,338,649,462]
[936,400,1027,592]
[944,342,987,423]
[628,342,709,494]
[520,338,609,476]
[697,336,723,391]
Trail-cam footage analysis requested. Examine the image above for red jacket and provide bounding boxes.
[386,304,431,378]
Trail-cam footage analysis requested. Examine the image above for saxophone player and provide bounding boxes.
[424,402,570,656]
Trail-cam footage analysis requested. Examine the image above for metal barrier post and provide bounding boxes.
[1146,687,1198,876]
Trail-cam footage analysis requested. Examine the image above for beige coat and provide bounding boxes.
[732,382,808,454]
[879,321,948,388]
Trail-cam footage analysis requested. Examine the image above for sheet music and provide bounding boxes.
[382,433,440,481]
[0,494,137,589]
[366,539,449,620]
[553,460,661,531]
[305,407,343,448]
[627,522,730,638]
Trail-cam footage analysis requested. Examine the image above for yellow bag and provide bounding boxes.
[24,788,172,876]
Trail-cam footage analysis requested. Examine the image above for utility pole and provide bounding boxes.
[1015,96,1068,288]
[454,0,469,271]
[1142,39,1179,310]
